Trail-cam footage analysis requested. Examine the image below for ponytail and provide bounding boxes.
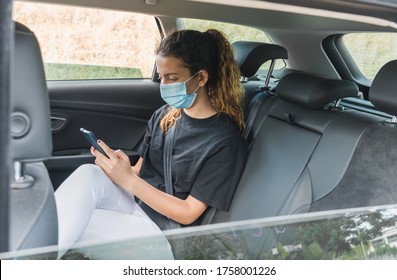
[205,29,245,132]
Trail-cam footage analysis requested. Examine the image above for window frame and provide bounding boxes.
[323,34,371,99]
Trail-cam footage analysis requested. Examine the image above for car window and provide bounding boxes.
[13,1,161,80]
[343,33,397,80]
[181,18,286,72]
[2,205,397,260]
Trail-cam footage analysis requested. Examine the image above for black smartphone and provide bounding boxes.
[80,128,108,158]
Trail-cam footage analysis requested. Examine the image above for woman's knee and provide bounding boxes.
[57,164,99,190]
[78,163,112,185]
[63,164,108,193]
[74,164,103,178]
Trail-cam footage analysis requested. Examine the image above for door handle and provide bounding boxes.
[51,116,68,132]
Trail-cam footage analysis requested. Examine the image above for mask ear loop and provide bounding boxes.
[186,71,201,95]
[185,71,200,83]
[190,85,200,95]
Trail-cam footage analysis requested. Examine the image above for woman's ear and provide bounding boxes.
[197,70,209,87]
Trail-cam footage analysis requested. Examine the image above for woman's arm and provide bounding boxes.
[91,141,207,225]
[127,175,207,225]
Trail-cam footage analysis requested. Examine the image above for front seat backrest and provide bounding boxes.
[9,22,58,252]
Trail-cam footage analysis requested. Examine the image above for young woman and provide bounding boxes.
[54,29,247,256]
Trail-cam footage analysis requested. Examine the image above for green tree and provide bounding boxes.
[295,218,353,259]
[302,241,324,259]
[293,210,397,259]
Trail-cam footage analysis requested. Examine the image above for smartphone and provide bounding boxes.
[79,128,108,158]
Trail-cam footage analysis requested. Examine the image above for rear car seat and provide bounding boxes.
[264,61,397,258]
[310,60,397,211]
[214,68,397,258]
[210,72,363,258]
[209,63,397,258]
[212,72,361,224]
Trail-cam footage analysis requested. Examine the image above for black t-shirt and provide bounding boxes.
[136,105,247,228]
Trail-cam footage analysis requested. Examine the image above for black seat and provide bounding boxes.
[368,60,397,122]
[212,72,359,224]
[233,41,288,83]
[210,72,360,258]
[9,22,58,252]
[232,41,288,140]
[310,60,397,211]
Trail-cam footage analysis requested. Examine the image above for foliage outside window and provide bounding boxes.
[13,1,161,80]
[343,33,397,80]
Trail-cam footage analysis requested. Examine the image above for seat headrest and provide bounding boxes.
[276,73,359,110]
[368,60,397,116]
[11,22,52,162]
[232,41,288,78]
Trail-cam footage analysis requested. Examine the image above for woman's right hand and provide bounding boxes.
[91,140,135,189]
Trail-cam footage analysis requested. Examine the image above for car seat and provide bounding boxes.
[8,22,58,254]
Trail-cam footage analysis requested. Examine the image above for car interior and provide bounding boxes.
[2,0,397,259]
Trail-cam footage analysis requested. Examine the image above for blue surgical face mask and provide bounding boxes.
[160,72,200,109]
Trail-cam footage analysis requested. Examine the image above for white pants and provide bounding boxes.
[54,164,173,259]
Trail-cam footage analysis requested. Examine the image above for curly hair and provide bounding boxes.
[156,29,245,133]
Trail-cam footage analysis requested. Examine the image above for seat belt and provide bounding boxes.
[164,124,216,227]
[163,124,181,229]
[164,125,175,197]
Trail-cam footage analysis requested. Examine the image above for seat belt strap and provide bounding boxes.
[164,125,175,196]
[164,124,216,227]
[163,125,180,229]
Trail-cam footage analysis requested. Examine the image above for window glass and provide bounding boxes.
[182,18,285,71]
[13,2,161,80]
[2,206,397,260]
[343,33,397,80]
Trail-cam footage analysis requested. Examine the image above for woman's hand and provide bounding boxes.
[91,140,136,190]
[91,141,207,225]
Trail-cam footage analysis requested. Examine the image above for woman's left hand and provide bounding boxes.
[91,140,135,189]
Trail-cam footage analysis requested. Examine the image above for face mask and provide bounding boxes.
[160,72,200,109]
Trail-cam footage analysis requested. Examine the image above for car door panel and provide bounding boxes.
[45,79,164,189]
